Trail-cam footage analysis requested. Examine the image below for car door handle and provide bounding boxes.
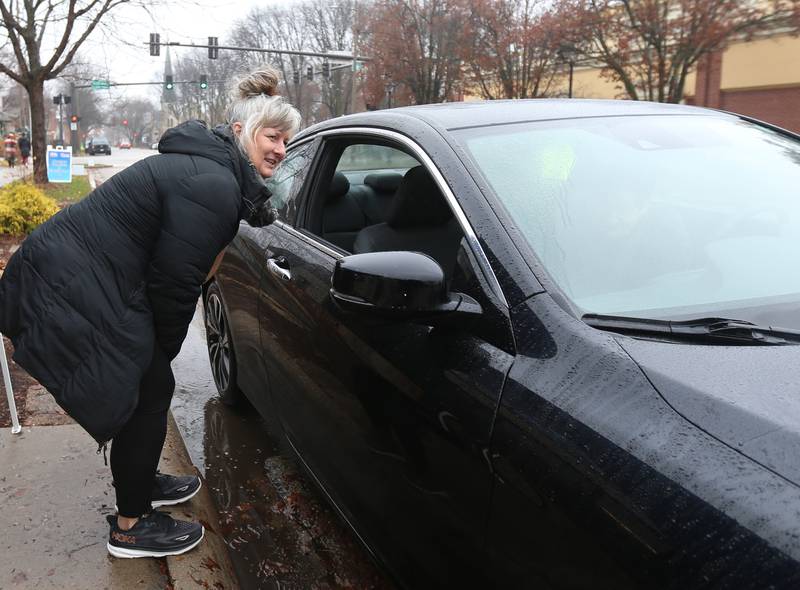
[267,256,292,281]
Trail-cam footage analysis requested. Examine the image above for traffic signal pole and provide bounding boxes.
[71,82,80,151]
[145,39,371,63]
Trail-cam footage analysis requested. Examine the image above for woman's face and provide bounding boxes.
[235,125,289,178]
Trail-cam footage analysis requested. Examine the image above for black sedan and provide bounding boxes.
[204,100,800,589]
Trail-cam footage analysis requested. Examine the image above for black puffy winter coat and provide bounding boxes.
[0,120,271,443]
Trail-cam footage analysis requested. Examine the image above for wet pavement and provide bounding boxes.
[171,306,393,589]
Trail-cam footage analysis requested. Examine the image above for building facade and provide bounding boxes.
[564,31,800,134]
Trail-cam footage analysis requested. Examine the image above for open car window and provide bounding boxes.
[305,140,466,286]
[264,140,317,226]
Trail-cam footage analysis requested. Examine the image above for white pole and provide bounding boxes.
[0,333,22,434]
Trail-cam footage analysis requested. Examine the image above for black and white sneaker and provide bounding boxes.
[151,472,202,508]
[107,510,204,558]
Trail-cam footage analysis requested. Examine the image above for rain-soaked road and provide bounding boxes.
[171,304,393,590]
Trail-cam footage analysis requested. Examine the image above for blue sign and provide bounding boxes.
[46,148,72,183]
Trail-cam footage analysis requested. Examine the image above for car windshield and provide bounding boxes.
[453,115,800,325]
[93,138,109,145]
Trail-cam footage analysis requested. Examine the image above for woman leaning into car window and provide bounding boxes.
[0,66,300,559]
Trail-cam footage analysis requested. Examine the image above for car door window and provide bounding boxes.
[264,139,316,226]
[306,141,464,280]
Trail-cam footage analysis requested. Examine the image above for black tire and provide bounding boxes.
[203,282,242,405]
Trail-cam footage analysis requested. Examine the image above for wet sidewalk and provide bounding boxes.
[0,400,238,589]
[0,162,31,187]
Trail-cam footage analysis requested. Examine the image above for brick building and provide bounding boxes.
[565,30,800,134]
[687,31,800,133]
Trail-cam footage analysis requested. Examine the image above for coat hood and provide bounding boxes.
[158,119,271,216]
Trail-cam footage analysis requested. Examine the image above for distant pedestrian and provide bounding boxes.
[0,66,300,558]
[4,132,17,168]
[17,133,30,166]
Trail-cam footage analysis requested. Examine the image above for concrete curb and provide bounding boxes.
[86,168,97,190]
[162,412,239,589]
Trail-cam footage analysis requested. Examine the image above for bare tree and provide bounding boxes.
[467,0,564,99]
[60,59,112,141]
[114,97,156,146]
[230,6,322,125]
[363,0,471,107]
[558,0,800,103]
[230,1,364,124]
[167,50,245,127]
[0,0,147,182]
[299,0,359,118]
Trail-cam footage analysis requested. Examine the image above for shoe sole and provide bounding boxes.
[152,478,202,508]
[114,479,203,511]
[107,527,204,559]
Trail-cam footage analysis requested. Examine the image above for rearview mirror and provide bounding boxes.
[330,251,481,321]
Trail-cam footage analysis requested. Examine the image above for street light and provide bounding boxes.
[558,43,577,98]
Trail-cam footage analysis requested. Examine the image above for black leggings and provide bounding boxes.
[110,344,175,517]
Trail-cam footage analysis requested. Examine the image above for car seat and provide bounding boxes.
[322,172,368,252]
[352,166,462,279]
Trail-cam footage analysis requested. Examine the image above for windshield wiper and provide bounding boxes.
[582,314,800,345]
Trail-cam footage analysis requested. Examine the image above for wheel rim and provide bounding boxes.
[205,292,231,393]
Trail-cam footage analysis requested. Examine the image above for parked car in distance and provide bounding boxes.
[86,137,111,155]
[151,141,159,150]
[119,140,131,149]
[204,100,800,589]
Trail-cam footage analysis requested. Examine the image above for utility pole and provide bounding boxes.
[350,0,359,114]
[71,82,81,151]
[58,95,63,145]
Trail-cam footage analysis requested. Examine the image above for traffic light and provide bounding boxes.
[293,70,300,85]
[70,115,79,123]
[122,119,128,126]
[53,94,62,105]
[306,65,313,81]
[149,33,160,57]
[208,37,218,59]
[322,61,330,78]
[199,75,208,90]
[165,75,174,90]
[64,95,72,104]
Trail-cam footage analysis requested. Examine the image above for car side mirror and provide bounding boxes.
[330,251,482,321]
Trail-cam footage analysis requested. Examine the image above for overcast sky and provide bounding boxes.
[71,0,272,102]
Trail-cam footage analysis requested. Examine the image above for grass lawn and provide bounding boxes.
[40,175,92,204]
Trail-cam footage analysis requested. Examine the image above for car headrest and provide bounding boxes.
[364,173,403,194]
[388,166,453,228]
[328,172,350,202]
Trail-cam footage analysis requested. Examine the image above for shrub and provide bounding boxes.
[0,182,59,235]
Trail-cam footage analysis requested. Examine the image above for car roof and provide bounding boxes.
[296,99,732,141]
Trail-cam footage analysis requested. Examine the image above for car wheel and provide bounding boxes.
[204,281,242,405]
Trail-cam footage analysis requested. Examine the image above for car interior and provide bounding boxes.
[309,142,464,281]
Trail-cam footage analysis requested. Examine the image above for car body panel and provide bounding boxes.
[213,222,273,413]
[253,125,517,584]
[490,291,800,588]
[619,338,800,488]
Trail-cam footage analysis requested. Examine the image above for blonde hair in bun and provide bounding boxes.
[226,65,301,155]
[236,68,279,98]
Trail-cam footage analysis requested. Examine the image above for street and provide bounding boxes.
[74,146,155,184]
[171,306,391,589]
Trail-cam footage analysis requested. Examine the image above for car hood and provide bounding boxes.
[618,338,800,487]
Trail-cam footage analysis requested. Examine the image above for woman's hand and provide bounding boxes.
[245,202,278,228]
